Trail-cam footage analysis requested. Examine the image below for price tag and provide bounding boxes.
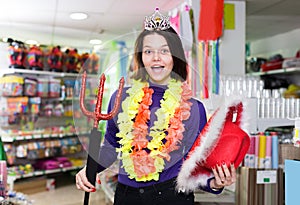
[256,170,277,184]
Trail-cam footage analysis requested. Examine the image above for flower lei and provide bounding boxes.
[116,79,193,181]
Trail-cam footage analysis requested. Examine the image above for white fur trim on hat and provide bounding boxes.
[176,96,248,193]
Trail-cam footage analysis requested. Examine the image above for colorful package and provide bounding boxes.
[49,79,61,98]
[37,78,49,97]
[24,78,37,96]
[0,75,24,96]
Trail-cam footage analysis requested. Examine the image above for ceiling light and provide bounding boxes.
[93,44,104,51]
[89,39,102,45]
[25,39,38,45]
[70,12,88,20]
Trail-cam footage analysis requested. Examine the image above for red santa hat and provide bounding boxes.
[176,97,250,192]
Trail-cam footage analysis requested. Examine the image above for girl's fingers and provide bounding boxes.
[222,163,232,184]
[217,164,226,183]
[230,164,237,183]
[212,167,222,185]
[96,174,102,184]
[75,167,96,192]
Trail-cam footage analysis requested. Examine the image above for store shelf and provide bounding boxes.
[247,66,300,76]
[7,165,84,191]
[12,165,84,180]
[0,68,99,78]
[1,131,89,142]
[256,118,294,132]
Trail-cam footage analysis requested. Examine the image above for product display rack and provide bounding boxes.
[256,118,294,132]
[246,66,300,132]
[0,68,96,194]
[0,68,81,78]
[1,131,89,143]
[246,66,300,76]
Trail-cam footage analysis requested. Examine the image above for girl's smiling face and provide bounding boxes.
[142,33,174,85]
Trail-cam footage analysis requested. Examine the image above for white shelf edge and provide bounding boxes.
[0,68,99,78]
[10,166,84,180]
[247,66,300,76]
[1,132,89,142]
[256,118,294,132]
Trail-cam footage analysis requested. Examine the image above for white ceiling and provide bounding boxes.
[246,0,300,42]
[0,0,300,49]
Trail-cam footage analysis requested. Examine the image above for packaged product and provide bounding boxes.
[37,78,49,97]
[48,78,61,98]
[0,75,24,96]
[24,78,37,96]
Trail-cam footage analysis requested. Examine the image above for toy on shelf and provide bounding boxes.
[80,52,90,73]
[80,52,100,74]
[27,45,44,70]
[65,48,80,73]
[48,45,63,72]
[7,38,27,69]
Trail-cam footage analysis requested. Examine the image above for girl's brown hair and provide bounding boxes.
[132,27,187,82]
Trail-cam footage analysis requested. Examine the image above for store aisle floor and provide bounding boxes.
[28,184,109,205]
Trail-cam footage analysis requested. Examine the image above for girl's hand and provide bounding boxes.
[75,166,97,192]
[210,163,236,189]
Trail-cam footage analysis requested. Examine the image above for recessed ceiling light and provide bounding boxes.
[93,44,104,51]
[70,12,88,20]
[89,39,102,45]
[25,39,38,45]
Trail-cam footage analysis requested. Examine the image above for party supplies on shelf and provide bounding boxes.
[293,118,300,147]
[37,78,49,97]
[48,78,61,98]
[0,75,24,97]
[24,78,37,96]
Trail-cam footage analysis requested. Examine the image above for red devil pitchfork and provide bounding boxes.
[80,71,124,205]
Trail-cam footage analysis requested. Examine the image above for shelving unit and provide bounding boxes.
[247,66,300,76]
[1,131,89,143]
[256,118,294,132]
[0,67,95,194]
[0,68,81,78]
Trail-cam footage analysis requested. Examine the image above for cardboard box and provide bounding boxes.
[14,177,47,195]
[279,144,300,164]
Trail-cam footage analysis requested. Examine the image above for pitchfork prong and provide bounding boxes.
[80,71,94,119]
[80,71,124,128]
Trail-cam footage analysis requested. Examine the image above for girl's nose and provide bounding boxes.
[153,50,160,61]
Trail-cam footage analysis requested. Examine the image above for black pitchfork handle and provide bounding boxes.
[84,128,102,205]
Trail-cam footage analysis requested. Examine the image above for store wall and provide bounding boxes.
[0,42,9,70]
[220,1,246,76]
[249,28,300,58]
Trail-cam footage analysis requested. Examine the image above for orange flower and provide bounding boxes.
[131,150,156,178]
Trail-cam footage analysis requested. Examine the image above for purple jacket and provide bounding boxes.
[97,82,222,194]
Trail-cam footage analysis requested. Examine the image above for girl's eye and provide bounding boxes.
[160,49,170,54]
[144,50,153,54]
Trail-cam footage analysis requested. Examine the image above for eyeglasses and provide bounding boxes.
[142,48,171,56]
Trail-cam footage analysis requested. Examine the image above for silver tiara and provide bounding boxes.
[144,7,171,31]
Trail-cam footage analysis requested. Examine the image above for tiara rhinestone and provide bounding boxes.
[144,7,171,31]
